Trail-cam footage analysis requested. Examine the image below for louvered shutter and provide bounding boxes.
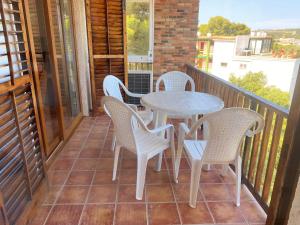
[0,0,45,224]
[86,0,127,114]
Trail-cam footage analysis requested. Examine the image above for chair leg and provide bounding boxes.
[136,155,148,200]
[155,152,163,172]
[235,156,242,207]
[221,164,229,177]
[189,160,202,208]
[112,145,121,181]
[170,133,177,183]
[184,118,189,127]
[111,134,116,152]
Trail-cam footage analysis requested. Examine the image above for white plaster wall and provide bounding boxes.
[72,0,91,116]
[288,177,300,225]
[211,41,300,94]
[211,41,236,80]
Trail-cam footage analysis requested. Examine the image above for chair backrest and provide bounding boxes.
[155,71,195,92]
[103,75,125,102]
[191,108,264,163]
[101,96,144,152]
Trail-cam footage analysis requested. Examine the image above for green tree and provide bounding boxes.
[199,16,250,36]
[229,72,290,108]
[126,2,149,55]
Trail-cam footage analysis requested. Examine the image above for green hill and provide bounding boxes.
[255,28,300,40]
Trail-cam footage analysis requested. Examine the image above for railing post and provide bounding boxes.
[266,66,300,225]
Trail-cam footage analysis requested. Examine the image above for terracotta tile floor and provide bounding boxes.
[26,115,267,225]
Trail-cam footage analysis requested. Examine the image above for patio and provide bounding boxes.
[0,0,299,224]
[25,116,266,225]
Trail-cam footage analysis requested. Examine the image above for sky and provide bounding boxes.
[198,0,300,30]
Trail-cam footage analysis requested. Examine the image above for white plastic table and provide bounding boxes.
[141,91,224,170]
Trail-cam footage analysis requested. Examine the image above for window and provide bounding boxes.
[126,0,153,61]
[221,62,228,67]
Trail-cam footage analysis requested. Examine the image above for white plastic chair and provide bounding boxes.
[175,108,264,208]
[103,75,153,150]
[155,71,195,93]
[155,71,196,124]
[101,96,176,200]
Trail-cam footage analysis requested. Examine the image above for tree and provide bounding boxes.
[126,2,150,55]
[229,72,290,108]
[199,16,250,36]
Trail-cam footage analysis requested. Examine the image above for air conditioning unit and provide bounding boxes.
[127,71,152,105]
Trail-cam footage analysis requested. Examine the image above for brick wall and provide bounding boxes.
[153,0,199,80]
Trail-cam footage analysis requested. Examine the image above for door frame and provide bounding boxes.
[23,0,83,159]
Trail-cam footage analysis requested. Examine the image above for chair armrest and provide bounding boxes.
[127,104,138,112]
[148,124,173,134]
[124,89,144,98]
[179,123,190,135]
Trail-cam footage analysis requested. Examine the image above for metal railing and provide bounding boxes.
[185,64,289,212]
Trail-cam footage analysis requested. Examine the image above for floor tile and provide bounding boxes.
[200,170,223,183]
[96,158,114,170]
[166,158,190,170]
[73,158,98,170]
[115,204,147,225]
[47,171,69,186]
[87,185,117,203]
[118,184,144,202]
[50,159,75,171]
[175,169,191,183]
[42,186,62,205]
[208,202,245,224]
[147,157,168,170]
[228,184,255,202]
[146,184,175,202]
[146,170,170,184]
[59,149,81,159]
[119,169,137,184]
[79,148,101,158]
[178,202,213,224]
[45,205,83,225]
[201,183,233,201]
[56,186,89,204]
[240,201,267,224]
[66,171,94,185]
[121,158,137,169]
[172,183,203,202]
[148,203,181,225]
[26,205,51,225]
[80,204,114,225]
[93,171,116,185]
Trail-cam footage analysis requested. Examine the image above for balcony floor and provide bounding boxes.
[26,115,266,225]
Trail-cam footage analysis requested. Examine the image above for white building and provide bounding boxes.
[211,36,300,97]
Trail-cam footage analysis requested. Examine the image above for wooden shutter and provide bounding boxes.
[86,0,127,114]
[0,0,45,224]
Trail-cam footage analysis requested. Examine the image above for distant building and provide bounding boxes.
[196,34,300,97]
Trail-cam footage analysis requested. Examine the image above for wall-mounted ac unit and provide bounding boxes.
[127,71,152,105]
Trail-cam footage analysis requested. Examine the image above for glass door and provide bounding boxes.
[27,0,81,156]
[52,0,81,129]
[28,0,62,153]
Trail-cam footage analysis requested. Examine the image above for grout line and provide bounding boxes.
[167,158,183,225]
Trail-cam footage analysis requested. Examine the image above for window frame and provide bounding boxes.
[127,0,154,63]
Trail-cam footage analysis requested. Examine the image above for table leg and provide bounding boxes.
[154,111,167,171]
[191,114,198,140]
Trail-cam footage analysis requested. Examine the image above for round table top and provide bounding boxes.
[141,91,224,117]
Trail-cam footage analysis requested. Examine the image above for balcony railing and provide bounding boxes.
[185,64,289,212]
